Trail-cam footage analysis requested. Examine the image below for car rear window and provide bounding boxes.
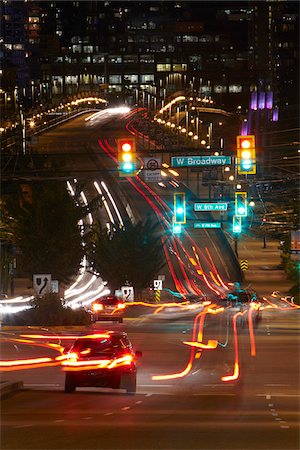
[72,336,130,357]
[101,296,122,306]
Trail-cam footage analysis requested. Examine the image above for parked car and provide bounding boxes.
[90,295,126,323]
[63,331,142,394]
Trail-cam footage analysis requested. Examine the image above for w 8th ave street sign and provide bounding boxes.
[171,156,231,167]
[194,203,228,212]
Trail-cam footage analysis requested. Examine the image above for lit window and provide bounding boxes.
[214,85,227,93]
[124,74,138,84]
[229,85,242,93]
[182,35,198,43]
[92,55,105,63]
[173,64,187,71]
[199,86,211,94]
[109,75,122,84]
[83,45,93,53]
[140,55,154,63]
[109,55,122,63]
[156,64,171,71]
[140,74,154,83]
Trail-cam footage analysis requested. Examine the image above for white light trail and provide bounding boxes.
[94,181,115,224]
[100,181,124,227]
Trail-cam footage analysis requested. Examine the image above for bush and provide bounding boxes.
[3,293,91,326]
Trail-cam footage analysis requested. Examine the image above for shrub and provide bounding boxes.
[3,293,91,326]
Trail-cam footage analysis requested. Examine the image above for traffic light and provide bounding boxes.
[233,216,242,233]
[117,137,136,176]
[236,135,256,174]
[174,192,186,224]
[235,191,247,217]
[172,221,182,234]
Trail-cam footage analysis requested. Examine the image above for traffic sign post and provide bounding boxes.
[240,260,249,271]
[144,157,162,182]
[154,279,163,290]
[33,274,52,296]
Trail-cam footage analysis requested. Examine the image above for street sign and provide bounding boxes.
[171,155,231,168]
[194,203,228,212]
[51,280,59,293]
[154,279,163,291]
[194,222,221,229]
[33,274,52,296]
[144,157,162,182]
[121,286,134,302]
[240,260,249,271]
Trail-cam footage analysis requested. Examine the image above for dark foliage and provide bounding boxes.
[3,293,91,326]
[87,217,167,291]
[5,181,84,284]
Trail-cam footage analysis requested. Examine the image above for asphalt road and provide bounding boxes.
[1,306,299,450]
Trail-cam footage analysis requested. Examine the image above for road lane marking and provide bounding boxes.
[135,401,142,404]
[280,425,290,429]
[104,412,113,416]
[121,406,130,411]
[257,393,300,398]
[264,384,290,387]
[24,383,60,387]
[54,420,65,423]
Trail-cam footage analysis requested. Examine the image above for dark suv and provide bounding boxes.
[63,332,141,394]
[91,295,126,323]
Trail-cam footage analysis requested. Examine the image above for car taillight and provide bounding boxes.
[68,352,79,362]
[117,303,125,309]
[93,303,103,311]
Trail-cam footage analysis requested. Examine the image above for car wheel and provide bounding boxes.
[122,373,136,394]
[65,374,76,393]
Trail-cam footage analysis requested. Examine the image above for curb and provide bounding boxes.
[0,381,24,399]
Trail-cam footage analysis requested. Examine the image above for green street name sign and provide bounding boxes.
[194,222,222,229]
[194,203,228,212]
[171,156,231,167]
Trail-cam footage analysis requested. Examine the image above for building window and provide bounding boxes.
[199,86,211,94]
[156,64,171,71]
[124,74,138,84]
[72,44,82,53]
[229,84,242,93]
[92,55,105,63]
[214,85,227,93]
[83,45,93,53]
[109,55,122,63]
[123,55,138,63]
[182,35,198,43]
[140,55,154,63]
[109,75,122,84]
[140,74,154,83]
[173,63,187,71]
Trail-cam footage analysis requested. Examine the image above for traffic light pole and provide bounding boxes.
[234,236,238,257]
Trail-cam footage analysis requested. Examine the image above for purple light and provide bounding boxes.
[241,121,249,135]
[266,91,273,109]
[258,92,265,110]
[250,92,257,110]
[272,108,279,122]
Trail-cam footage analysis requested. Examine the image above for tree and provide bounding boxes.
[5,181,84,284]
[87,217,167,291]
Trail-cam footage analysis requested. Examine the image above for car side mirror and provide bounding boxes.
[135,350,143,358]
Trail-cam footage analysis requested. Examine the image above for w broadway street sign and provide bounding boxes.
[171,155,231,168]
[194,202,228,212]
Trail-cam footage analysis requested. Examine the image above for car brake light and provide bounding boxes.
[117,303,125,309]
[93,303,103,311]
[68,352,79,362]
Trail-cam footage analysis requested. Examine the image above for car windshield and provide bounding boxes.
[71,337,129,357]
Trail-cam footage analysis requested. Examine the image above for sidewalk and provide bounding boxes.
[238,234,293,296]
